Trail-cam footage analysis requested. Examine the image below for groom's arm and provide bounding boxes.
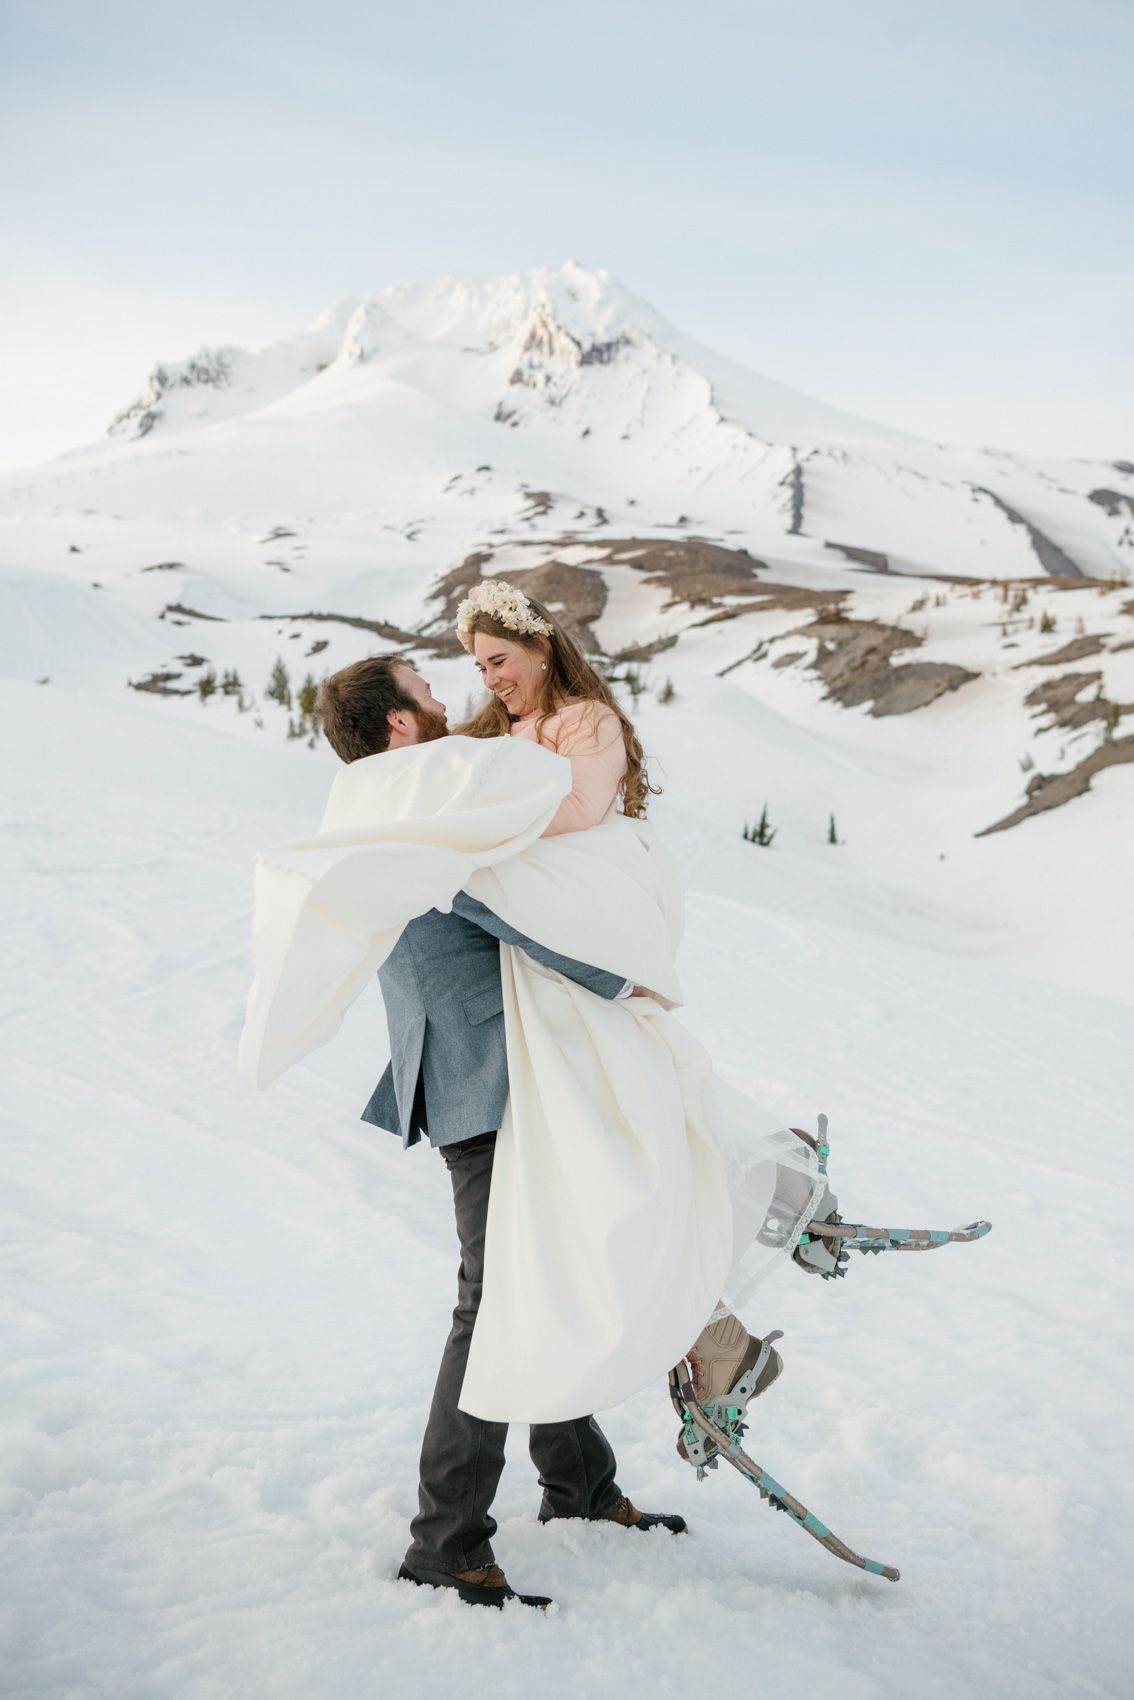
[450,891,632,1001]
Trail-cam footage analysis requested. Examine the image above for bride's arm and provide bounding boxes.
[541,702,627,836]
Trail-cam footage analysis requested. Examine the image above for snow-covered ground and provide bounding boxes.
[1,662,1130,1698]
[2,265,1132,1696]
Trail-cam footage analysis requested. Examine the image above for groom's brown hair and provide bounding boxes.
[317,655,418,762]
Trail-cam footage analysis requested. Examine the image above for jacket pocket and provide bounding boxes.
[463,986,505,1026]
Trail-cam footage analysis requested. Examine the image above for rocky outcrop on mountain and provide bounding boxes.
[803,614,978,717]
[109,349,236,438]
[979,735,1134,835]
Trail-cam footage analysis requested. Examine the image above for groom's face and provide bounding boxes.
[392,665,448,745]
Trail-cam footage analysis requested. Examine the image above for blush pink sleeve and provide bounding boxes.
[542,703,628,836]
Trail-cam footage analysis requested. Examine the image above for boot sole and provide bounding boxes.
[398,1563,551,1610]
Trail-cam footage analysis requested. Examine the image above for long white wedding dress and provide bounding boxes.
[238,735,823,1422]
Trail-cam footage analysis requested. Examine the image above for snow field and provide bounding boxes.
[1,674,1130,1698]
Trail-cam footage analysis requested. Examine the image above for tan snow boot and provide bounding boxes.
[676,1314,783,1462]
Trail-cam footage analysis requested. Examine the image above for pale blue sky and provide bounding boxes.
[2,0,1131,468]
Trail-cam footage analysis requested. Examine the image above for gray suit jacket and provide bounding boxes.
[361,891,624,1149]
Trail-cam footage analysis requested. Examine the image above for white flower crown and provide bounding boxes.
[455,579,553,641]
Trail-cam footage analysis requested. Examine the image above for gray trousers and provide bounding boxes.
[405,1131,621,1572]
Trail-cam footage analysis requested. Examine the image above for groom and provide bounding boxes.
[317,654,687,1611]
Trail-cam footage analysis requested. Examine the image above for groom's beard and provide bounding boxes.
[411,708,449,745]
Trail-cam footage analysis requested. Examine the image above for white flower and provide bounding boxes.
[455,579,553,638]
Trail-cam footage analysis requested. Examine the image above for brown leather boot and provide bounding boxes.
[592,1493,688,1535]
[398,1560,552,1609]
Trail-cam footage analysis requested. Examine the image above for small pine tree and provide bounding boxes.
[197,669,217,702]
[828,812,839,845]
[742,806,777,847]
[1104,702,1121,740]
[221,667,243,696]
[266,657,292,708]
[657,677,676,705]
[297,672,319,721]
[1040,609,1056,634]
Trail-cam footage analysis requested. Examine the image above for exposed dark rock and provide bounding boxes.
[1022,670,1130,733]
[160,603,226,622]
[825,541,890,572]
[978,735,1134,835]
[175,654,208,667]
[692,584,849,623]
[129,671,194,696]
[1113,461,1134,475]
[1088,488,1134,518]
[612,632,680,664]
[1017,634,1111,667]
[579,335,631,365]
[804,617,977,716]
[782,459,804,535]
[109,350,234,439]
[306,639,330,656]
[430,536,772,646]
[974,487,1086,577]
[598,536,769,608]
[772,650,807,669]
[141,560,185,572]
[718,641,770,678]
[255,609,446,652]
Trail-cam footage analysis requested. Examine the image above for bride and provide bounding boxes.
[453,578,651,839]
[449,579,825,1417]
[238,579,824,1423]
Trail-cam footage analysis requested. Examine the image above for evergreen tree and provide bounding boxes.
[742,806,777,847]
[266,658,292,708]
[297,672,319,721]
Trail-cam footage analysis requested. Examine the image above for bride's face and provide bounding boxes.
[473,631,546,717]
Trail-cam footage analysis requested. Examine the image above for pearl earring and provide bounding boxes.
[541,662,547,670]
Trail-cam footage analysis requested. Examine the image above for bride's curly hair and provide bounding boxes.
[454,591,659,819]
